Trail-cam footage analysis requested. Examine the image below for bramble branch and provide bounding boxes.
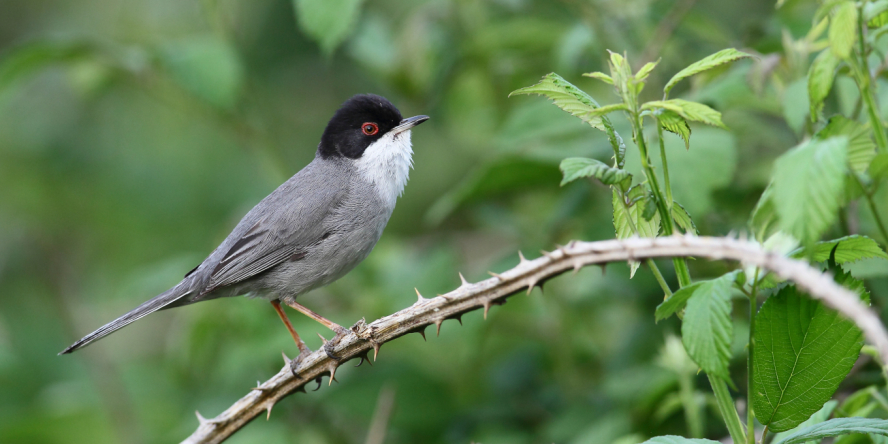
[183,235,888,444]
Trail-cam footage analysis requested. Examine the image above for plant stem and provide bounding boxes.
[855,8,888,153]
[747,269,761,444]
[656,123,675,207]
[634,115,693,287]
[761,426,769,444]
[851,172,888,244]
[614,186,674,297]
[710,374,747,444]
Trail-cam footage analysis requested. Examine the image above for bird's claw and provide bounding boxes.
[323,327,350,361]
[288,348,310,377]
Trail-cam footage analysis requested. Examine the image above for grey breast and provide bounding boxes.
[177,155,395,305]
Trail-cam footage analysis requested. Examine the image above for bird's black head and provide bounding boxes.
[318,94,405,159]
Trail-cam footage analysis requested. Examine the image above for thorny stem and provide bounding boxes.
[747,268,761,444]
[183,236,888,444]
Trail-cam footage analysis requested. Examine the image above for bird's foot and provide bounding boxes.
[323,326,351,361]
[286,342,312,378]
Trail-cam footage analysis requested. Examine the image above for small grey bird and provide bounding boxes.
[60,94,429,359]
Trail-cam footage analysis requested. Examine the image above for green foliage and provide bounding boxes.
[642,100,726,129]
[816,116,877,174]
[772,418,888,444]
[753,286,864,432]
[662,48,753,98]
[657,110,691,149]
[829,2,858,60]
[510,72,612,131]
[679,272,738,379]
[771,136,849,245]
[671,202,697,234]
[293,0,365,55]
[158,36,243,109]
[654,282,702,322]
[559,157,630,189]
[612,185,660,277]
[641,436,720,444]
[808,49,840,120]
[792,235,888,263]
[770,401,838,444]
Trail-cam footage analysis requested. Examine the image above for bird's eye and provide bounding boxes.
[361,122,379,136]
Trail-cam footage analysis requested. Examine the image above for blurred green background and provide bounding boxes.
[2,0,887,443]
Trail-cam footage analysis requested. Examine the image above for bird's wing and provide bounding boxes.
[201,163,348,294]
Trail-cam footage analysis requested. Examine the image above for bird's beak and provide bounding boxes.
[391,115,430,135]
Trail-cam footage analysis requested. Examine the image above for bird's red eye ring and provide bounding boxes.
[361,122,379,136]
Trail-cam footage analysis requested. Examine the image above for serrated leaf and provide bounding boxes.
[681,271,738,379]
[772,418,888,444]
[636,59,660,81]
[510,72,609,131]
[655,282,703,322]
[559,157,631,188]
[753,286,864,432]
[642,193,658,221]
[772,136,848,244]
[792,235,888,263]
[870,152,888,179]
[613,186,661,277]
[672,201,698,234]
[808,50,840,120]
[816,116,877,173]
[583,71,614,85]
[830,2,858,60]
[663,48,752,97]
[770,401,838,444]
[294,0,365,55]
[658,110,691,149]
[643,99,726,129]
[641,436,720,444]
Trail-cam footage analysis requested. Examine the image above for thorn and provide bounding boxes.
[417,327,427,341]
[458,272,470,287]
[317,333,328,344]
[557,244,572,257]
[541,249,557,260]
[196,411,210,425]
[572,261,582,275]
[354,351,372,367]
[452,313,463,325]
[312,377,322,391]
[328,363,339,386]
[282,351,291,365]
[483,300,492,319]
[266,403,273,420]
[296,384,307,393]
[526,279,538,295]
[415,288,426,303]
[488,270,504,280]
[435,318,443,336]
[518,250,528,264]
[372,341,381,361]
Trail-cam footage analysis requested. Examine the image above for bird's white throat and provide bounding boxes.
[355,130,414,207]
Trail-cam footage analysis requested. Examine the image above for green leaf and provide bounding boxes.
[613,185,661,277]
[771,136,848,244]
[672,201,698,234]
[830,2,858,60]
[642,99,726,129]
[770,401,838,444]
[655,282,703,322]
[815,116,876,173]
[772,418,888,444]
[753,286,864,432]
[808,50,840,120]
[635,59,660,82]
[158,36,244,109]
[658,110,691,149]
[293,0,365,55]
[865,0,888,27]
[750,183,778,242]
[792,235,888,263]
[641,436,720,444]
[663,48,752,97]
[510,72,610,131]
[642,193,658,221]
[0,41,94,93]
[559,157,631,188]
[870,152,888,179]
[583,71,614,85]
[681,271,738,378]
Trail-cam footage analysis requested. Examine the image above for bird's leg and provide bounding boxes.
[281,299,350,360]
[271,300,311,375]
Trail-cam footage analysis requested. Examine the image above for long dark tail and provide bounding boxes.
[59,284,192,355]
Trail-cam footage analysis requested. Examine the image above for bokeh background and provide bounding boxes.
[2,0,887,443]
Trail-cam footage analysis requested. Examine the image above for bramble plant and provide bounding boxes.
[509,2,888,442]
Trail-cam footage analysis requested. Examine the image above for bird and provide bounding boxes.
[60,94,429,364]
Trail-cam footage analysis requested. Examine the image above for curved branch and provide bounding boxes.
[182,235,888,444]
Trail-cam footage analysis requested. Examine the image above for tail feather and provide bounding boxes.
[59,285,192,355]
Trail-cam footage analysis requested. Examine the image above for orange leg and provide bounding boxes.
[282,299,349,335]
[271,300,310,355]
